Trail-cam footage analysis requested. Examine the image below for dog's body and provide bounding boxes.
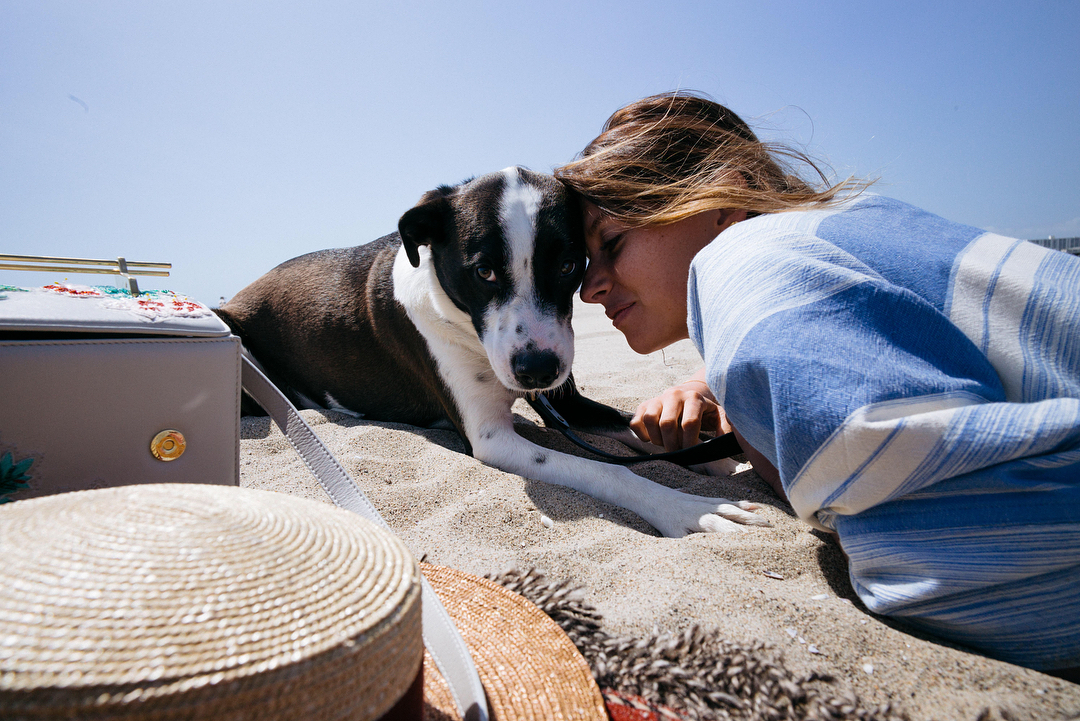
[217,168,766,536]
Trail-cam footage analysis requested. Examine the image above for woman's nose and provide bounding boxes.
[579,260,610,303]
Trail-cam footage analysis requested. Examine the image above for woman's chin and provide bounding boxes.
[621,327,686,355]
[624,333,663,355]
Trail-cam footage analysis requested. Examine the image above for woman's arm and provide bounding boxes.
[732,427,783,500]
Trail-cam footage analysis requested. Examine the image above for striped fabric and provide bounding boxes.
[687,195,1080,670]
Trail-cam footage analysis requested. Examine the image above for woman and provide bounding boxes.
[555,92,1080,676]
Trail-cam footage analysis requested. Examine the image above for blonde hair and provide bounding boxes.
[555,91,870,226]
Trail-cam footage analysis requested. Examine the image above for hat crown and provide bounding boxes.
[0,484,422,720]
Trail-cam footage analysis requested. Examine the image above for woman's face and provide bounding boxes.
[579,202,741,354]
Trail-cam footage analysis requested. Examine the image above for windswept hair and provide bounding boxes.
[555,91,870,226]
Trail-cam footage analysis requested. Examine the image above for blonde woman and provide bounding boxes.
[556,92,1080,678]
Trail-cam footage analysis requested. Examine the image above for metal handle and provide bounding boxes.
[0,254,171,295]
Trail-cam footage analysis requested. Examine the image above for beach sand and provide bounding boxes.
[240,299,1080,721]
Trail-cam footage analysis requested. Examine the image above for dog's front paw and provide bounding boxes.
[651,495,772,538]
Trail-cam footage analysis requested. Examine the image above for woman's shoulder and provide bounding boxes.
[698,193,880,266]
[694,193,1012,324]
[711,194,994,267]
[735,193,944,231]
[740,193,992,240]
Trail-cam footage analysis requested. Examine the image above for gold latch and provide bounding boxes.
[150,430,186,461]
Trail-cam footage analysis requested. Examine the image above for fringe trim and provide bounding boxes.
[489,568,906,721]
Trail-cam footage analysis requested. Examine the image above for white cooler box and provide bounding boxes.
[0,284,240,502]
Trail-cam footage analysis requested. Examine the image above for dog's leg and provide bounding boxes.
[470,416,769,537]
[439,377,768,536]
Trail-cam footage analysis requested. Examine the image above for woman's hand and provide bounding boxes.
[632,372,787,502]
[630,378,732,452]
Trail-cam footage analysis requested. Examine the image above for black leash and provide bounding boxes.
[525,393,742,467]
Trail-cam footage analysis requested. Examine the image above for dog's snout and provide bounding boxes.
[512,350,560,389]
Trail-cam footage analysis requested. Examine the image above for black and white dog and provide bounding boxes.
[217,167,766,537]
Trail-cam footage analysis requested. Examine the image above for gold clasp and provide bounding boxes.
[150,430,186,461]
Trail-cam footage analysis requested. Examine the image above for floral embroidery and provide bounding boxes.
[36,283,214,320]
[101,292,212,320]
[43,283,103,297]
[0,451,33,503]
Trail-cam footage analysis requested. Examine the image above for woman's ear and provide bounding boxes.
[717,208,748,231]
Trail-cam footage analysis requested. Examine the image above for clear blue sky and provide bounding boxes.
[2,1,1078,305]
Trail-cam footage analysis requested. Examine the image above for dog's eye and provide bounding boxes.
[476,266,497,283]
[559,260,577,277]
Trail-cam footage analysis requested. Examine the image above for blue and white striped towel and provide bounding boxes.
[688,194,1080,670]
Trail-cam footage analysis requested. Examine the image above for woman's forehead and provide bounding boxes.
[582,201,619,238]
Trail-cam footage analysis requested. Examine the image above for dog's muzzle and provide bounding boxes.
[511,349,560,390]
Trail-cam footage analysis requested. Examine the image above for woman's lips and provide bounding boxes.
[608,303,634,326]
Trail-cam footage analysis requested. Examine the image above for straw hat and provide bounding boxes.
[419,564,605,721]
[0,484,606,721]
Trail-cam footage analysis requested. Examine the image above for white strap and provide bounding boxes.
[241,354,489,721]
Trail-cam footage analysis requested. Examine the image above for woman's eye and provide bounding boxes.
[599,233,622,255]
[560,260,577,276]
[476,266,496,282]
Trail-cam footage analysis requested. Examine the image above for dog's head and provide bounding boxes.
[398,167,584,393]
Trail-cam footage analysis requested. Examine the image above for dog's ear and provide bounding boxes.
[399,186,454,268]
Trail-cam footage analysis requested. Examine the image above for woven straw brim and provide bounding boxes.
[0,484,423,721]
[420,563,607,721]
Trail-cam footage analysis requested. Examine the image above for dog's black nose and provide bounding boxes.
[512,350,560,389]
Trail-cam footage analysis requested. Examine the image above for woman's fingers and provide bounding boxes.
[674,395,704,450]
[630,398,664,446]
[631,387,725,452]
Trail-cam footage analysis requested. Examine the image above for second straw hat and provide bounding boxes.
[0,483,606,721]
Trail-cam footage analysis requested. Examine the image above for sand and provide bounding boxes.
[239,299,1080,721]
